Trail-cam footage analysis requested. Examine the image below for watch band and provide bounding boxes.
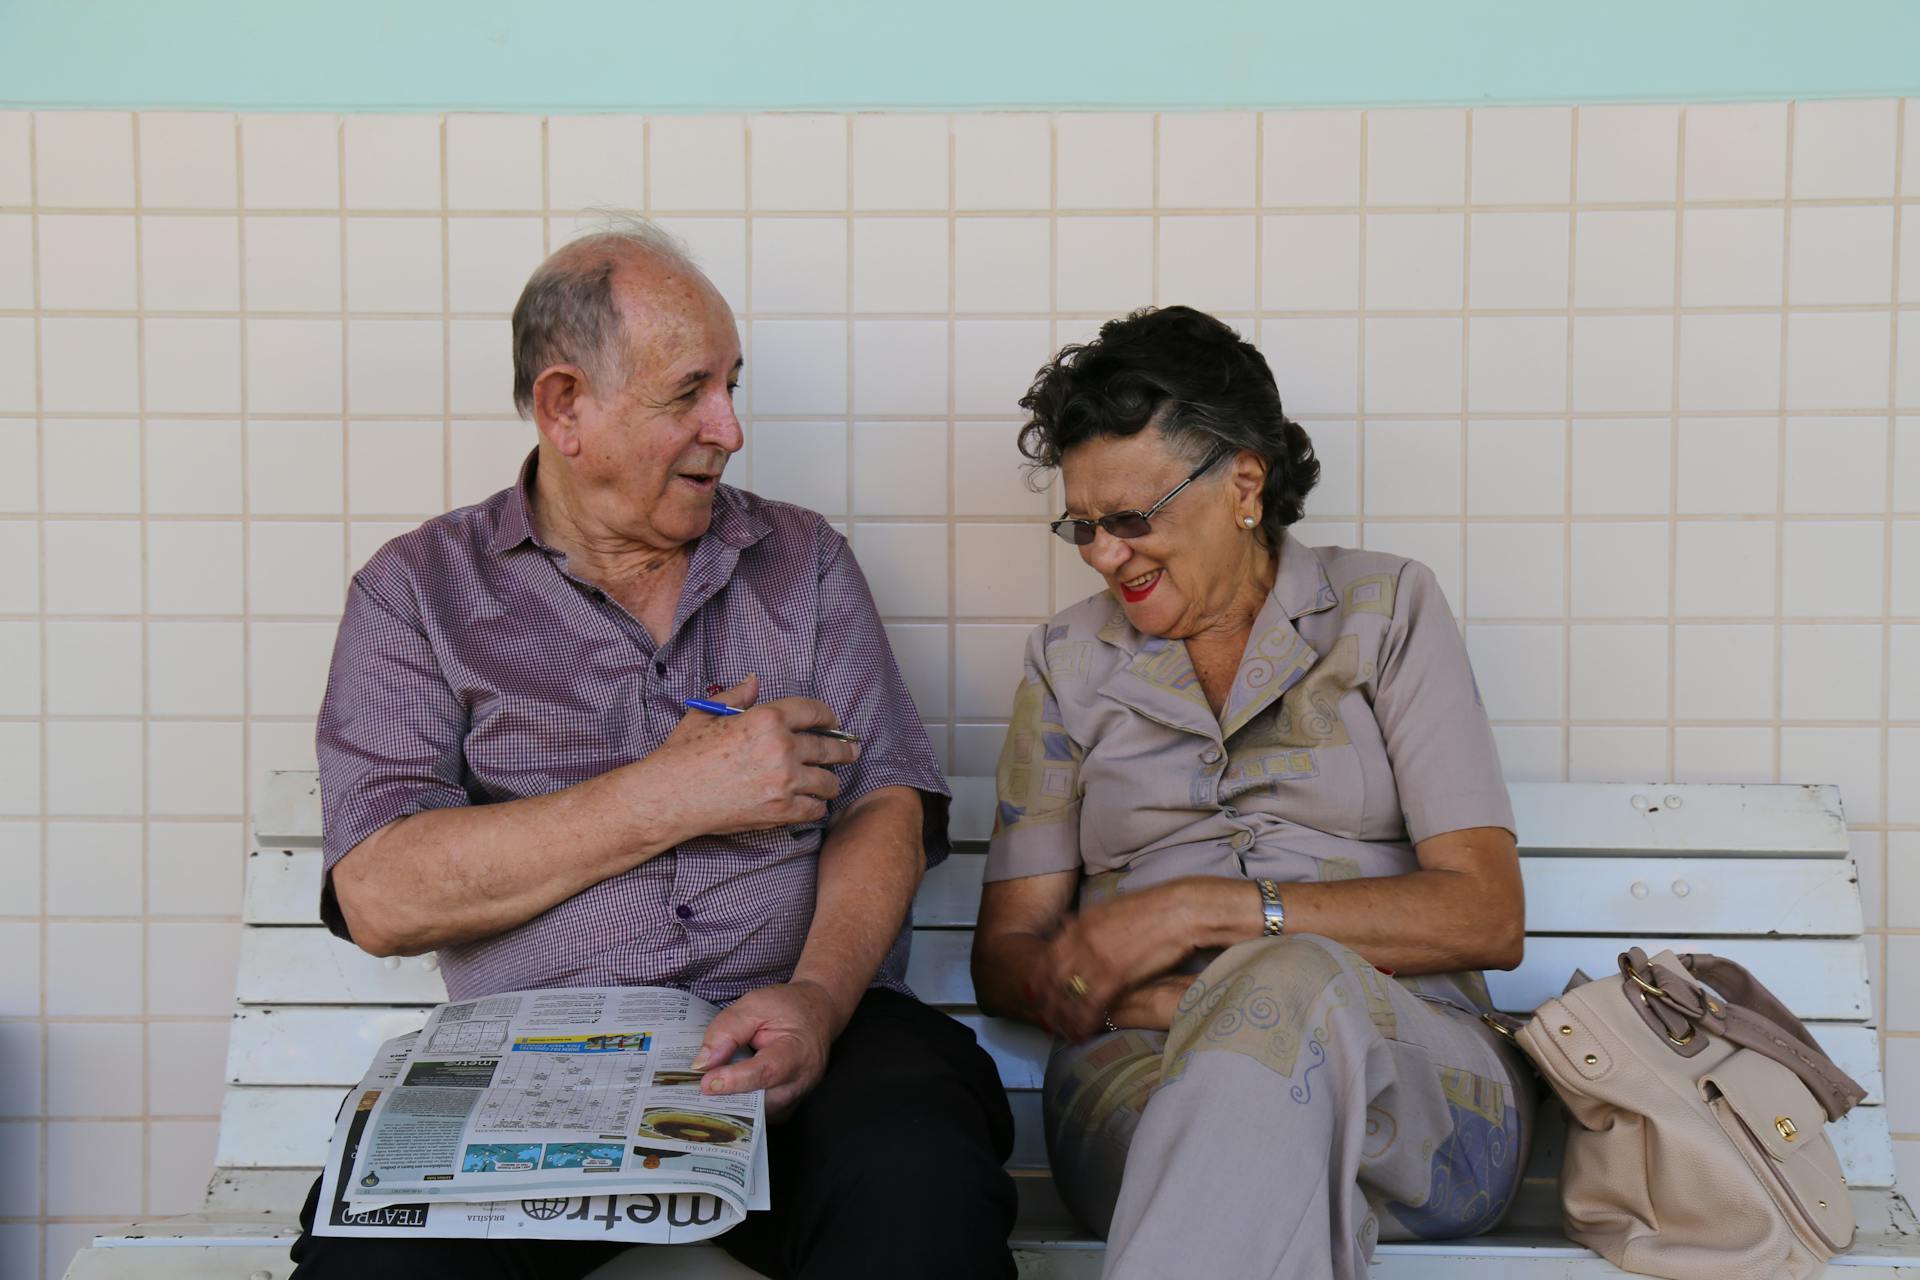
[1257,878,1285,936]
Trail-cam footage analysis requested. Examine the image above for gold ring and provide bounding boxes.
[1065,973,1090,1002]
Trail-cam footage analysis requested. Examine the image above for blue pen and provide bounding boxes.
[683,697,862,744]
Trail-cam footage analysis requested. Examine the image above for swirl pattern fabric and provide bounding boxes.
[1046,936,1534,1280]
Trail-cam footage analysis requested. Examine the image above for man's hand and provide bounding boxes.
[692,980,840,1120]
[640,675,860,843]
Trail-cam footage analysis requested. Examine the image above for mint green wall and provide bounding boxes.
[3,0,1916,111]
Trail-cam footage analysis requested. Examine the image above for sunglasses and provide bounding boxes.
[1049,447,1230,546]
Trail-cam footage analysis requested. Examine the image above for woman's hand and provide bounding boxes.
[1033,878,1258,1041]
[1106,973,1195,1033]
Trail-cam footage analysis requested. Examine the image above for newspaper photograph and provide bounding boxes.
[316,1032,766,1242]
[337,986,765,1221]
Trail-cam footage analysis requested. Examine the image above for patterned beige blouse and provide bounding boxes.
[984,531,1516,1013]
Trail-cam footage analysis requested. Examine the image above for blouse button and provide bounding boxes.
[1200,746,1223,765]
[1230,831,1252,851]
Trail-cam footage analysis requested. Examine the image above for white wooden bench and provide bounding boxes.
[65,772,1920,1278]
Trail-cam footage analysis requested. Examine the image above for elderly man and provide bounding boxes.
[288,220,1017,1279]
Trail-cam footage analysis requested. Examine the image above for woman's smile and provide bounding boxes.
[1118,569,1162,602]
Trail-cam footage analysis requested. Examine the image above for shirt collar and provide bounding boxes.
[486,449,546,555]
[486,450,770,557]
[1093,527,1338,655]
[1272,529,1340,620]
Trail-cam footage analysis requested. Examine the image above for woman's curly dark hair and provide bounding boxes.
[1017,305,1318,549]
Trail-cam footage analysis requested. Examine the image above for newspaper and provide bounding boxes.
[328,985,766,1237]
[315,1031,766,1242]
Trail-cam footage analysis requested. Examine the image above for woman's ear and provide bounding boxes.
[532,365,589,457]
[1229,449,1268,512]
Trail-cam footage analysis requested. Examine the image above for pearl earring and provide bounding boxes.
[1241,515,1257,528]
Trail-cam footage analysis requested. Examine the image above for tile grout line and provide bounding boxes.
[129,110,153,1216]
[845,115,859,540]
[1882,99,1907,1086]
[1562,108,1580,781]
[1459,112,1474,639]
[945,116,960,753]
[232,115,258,1195]
[1355,111,1369,562]
[17,190,1913,220]
[1668,108,1687,783]
[27,108,48,1274]
[338,114,355,719]
[1774,104,1796,789]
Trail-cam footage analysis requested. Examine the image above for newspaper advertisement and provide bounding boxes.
[316,1032,766,1242]
[336,986,765,1227]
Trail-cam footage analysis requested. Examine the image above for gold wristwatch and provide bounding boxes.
[1257,878,1285,936]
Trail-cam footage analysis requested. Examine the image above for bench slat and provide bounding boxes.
[256,772,323,848]
[237,925,1873,1023]
[903,931,1875,1022]
[138,1167,1920,1259]
[1505,783,1846,857]
[251,847,1866,939]
[915,853,1864,936]
[223,1002,1886,1107]
[225,1006,1054,1092]
[208,1080,1893,1189]
[259,772,1848,859]
[948,780,1848,857]
[235,925,1874,1022]
[237,928,450,1004]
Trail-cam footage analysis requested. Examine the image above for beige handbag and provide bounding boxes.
[1497,947,1868,1280]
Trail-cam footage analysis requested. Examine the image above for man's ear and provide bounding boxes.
[532,365,589,457]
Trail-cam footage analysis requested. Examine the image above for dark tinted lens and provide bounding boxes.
[1100,512,1154,539]
[1050,519,1095,545]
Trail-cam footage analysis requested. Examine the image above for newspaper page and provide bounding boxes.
[340,986,764,1219]
[316,1033,767,1242]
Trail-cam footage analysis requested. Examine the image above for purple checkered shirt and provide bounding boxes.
[316,455,950,1004]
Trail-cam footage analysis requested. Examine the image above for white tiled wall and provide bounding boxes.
[0,101,1917,1276]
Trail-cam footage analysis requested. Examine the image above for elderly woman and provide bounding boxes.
[971,306,1533,1280]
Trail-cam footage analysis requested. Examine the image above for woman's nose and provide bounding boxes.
[1083,527,1130,575]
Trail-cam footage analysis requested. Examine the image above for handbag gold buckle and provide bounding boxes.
[1625,965,1667,1000]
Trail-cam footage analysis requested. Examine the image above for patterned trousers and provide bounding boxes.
[1043,935,1535,1280]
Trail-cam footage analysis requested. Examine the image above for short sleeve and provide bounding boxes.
[983,624,1085,882]
[314,578,471,938]
[811,538,952,866]
[1373,562,1515,844]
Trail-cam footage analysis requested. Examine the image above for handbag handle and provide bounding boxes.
[1627,949,1867,1122]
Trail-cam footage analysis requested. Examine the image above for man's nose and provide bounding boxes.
[701,394,745,453]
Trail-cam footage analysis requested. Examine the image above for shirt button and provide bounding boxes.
[655,661,668,677]
[1231,831,1252,851]
[1200,746,1223,765]
[674,904,693,920]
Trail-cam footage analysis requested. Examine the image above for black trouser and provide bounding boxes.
[289,988,1019,1279]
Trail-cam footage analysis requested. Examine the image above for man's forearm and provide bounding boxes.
[789,786,927,1034]
[332,759,683,955]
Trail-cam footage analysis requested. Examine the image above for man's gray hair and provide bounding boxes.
[510,214,702,418]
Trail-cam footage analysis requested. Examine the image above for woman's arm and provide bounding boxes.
[971,871,1079,1026]
[1036,826,1523,1039]
[1266,825,1525,973]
